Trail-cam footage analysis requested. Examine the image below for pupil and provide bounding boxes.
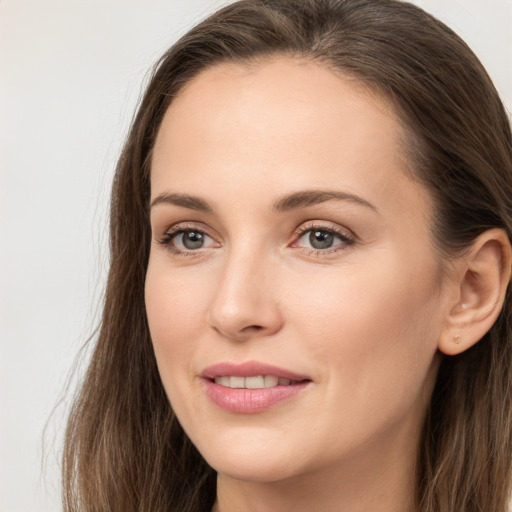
[309,230,333,249]
[183,231,204,250]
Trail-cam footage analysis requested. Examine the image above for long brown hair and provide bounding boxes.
[62,1,512,510]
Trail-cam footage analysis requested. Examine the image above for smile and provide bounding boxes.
[201,361,312,413]
[213,375,297,388]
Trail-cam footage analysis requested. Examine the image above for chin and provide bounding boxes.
[191,429,307,483]
[209,454,301,484]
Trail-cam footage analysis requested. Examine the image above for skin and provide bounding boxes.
[145,58,469,511]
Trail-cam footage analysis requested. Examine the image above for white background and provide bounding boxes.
[1,1,511,511]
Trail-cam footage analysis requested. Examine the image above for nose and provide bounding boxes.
[208,248,284,342]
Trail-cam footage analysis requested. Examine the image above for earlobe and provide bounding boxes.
[438,229,512,356]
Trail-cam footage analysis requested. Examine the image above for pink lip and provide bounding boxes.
[200,361,312,414]
[201,361,310,381]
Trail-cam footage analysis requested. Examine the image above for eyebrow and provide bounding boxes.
[150,192,213,212]
[150,189,378,214]
[271,190,378,214]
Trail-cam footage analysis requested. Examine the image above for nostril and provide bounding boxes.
[246,325,263,331]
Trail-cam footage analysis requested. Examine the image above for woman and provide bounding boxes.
[62,0,512,510]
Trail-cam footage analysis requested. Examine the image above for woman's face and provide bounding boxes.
[146,58,450,483]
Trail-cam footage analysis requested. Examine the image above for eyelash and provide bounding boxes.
[156,222,356,258]
[156,223,216,258]
[292,222,356,256]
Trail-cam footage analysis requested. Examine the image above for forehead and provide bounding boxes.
[153,58,402,168]
[151,57,431,223]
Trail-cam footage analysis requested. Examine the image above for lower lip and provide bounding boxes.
[203,379,310,414]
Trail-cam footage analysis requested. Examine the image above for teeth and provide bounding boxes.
[214,375,294,389]
[245,376,264,388]
[230,376,245,388]
[216,376,230,387]
[264,375,279,387]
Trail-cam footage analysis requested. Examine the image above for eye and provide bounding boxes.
[303,229,338,250]
[292,223,355,254]
[173,230,213,250]
[157,225,218,255]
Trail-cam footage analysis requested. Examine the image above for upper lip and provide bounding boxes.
[201,360,311,381]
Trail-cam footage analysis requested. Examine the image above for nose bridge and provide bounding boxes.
[208,236,282,340]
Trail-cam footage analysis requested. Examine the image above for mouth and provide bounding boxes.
[212,375,302,388]
[200,361,312,413]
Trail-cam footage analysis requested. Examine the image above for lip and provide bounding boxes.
[200,360,312,414]
[200,360,310,381]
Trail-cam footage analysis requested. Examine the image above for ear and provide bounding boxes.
[438,228,512,356]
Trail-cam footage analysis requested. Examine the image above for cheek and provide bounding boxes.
[289,259,439,346]
[285,252,441,414]
[145,260,212,381]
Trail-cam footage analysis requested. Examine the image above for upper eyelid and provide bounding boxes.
[160,221,215,237]
[292,221,356,239]
[154,221,217,244]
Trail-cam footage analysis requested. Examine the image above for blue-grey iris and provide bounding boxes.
[182,231,205,250]
[309,230,334,249]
